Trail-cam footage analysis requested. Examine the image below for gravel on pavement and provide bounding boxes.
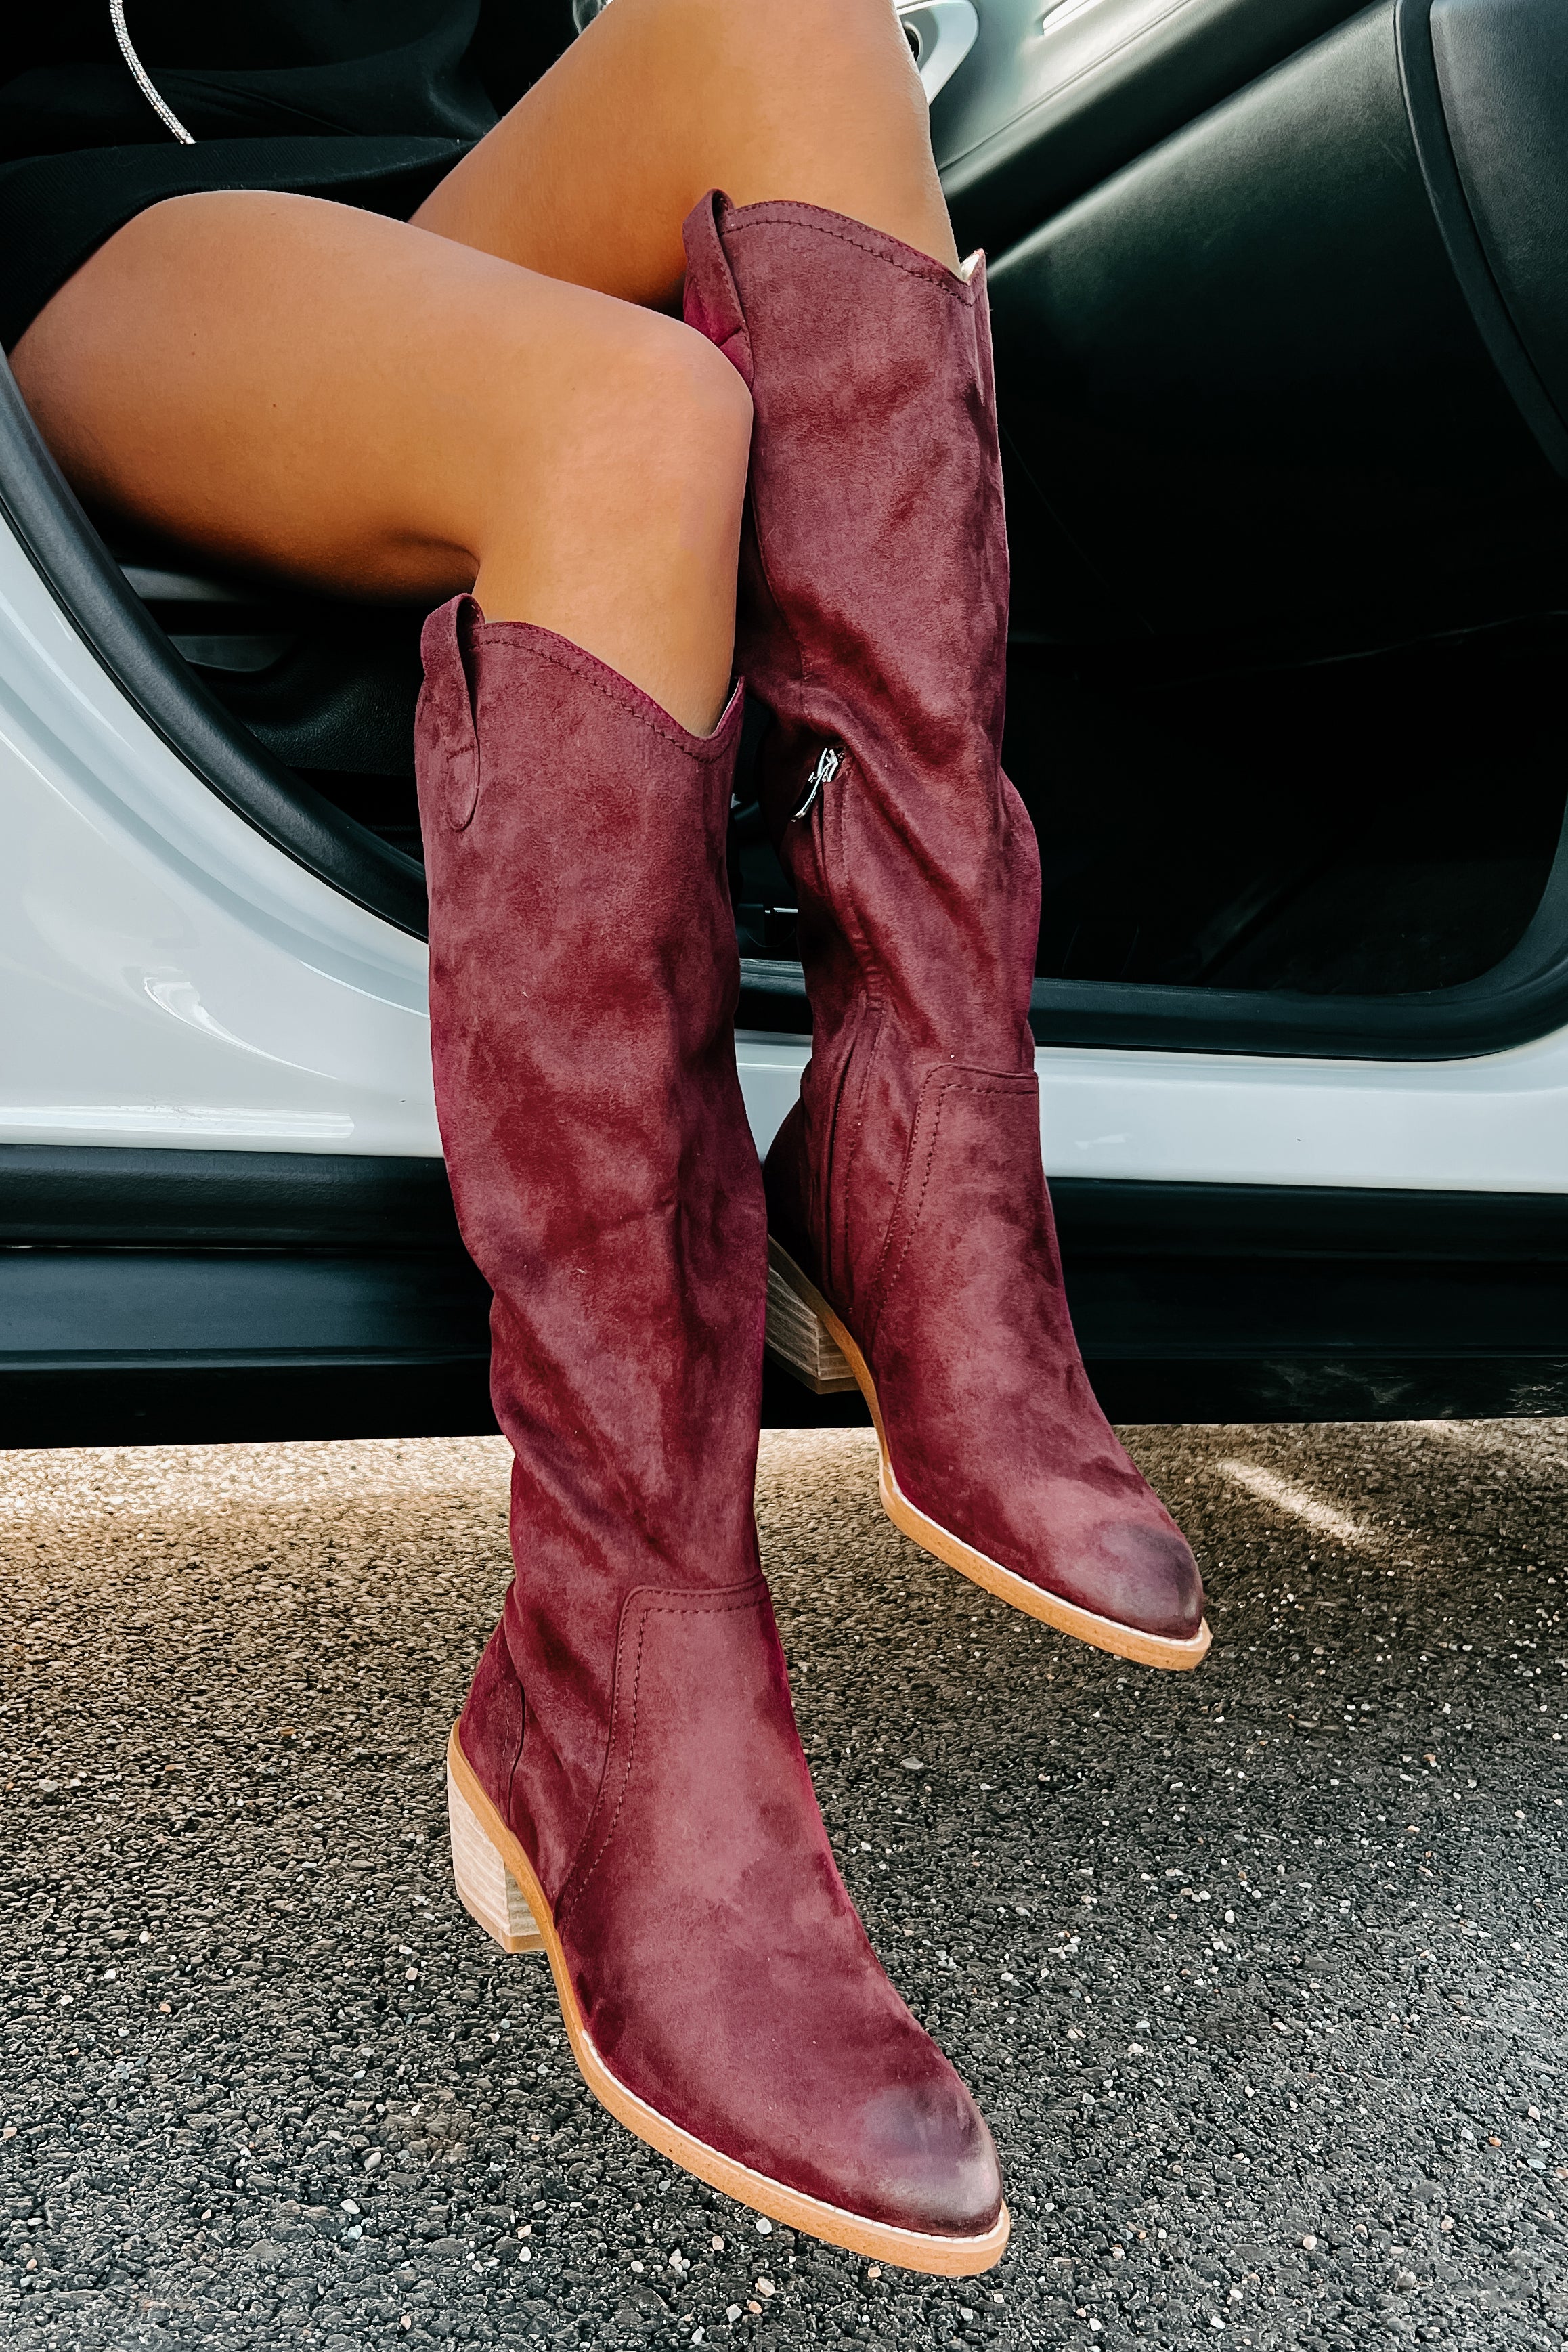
[2,1420,1566,2351]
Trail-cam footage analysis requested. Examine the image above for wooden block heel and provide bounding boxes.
[765,1248,858,1393]
[448,1758,544,1955]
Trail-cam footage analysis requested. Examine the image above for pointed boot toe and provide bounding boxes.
[763,1208,1211,1670]
[1085,1515,1207,1644]
[886,1454,1212,1672]
[450,1594,1008,2274]
[854,2076,1005,2240]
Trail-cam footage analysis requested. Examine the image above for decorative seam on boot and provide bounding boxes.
[721,204,983,303]
[682,192,755,388]
[865,1069,1035,1346]
[468,626,746,760]
[825,1002,886,1317]
[504,1687,528,1846]
[865,1066,951,1351]
[417,594,483,832]
[741,502,810,713]
[555,1582,768,1933]
[816,752,891,1312]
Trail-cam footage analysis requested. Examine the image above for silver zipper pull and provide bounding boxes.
[791,744,842,822]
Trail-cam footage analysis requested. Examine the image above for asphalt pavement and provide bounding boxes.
[3,1418,1566,2351]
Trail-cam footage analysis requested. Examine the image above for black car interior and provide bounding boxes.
[5,0,1568,1440]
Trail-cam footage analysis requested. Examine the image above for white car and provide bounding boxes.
[3,0,1566,1446]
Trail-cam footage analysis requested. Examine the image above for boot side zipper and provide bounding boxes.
[791,743,842,822]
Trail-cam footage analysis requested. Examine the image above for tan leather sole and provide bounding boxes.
[445,1725,1010,2275]
[766,1236,1211,1672]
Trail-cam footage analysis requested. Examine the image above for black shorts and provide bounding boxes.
[0,133,475,353]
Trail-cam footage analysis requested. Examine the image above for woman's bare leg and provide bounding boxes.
[9,0,953,727]
[414,0,958,299]
[9,192,751,733]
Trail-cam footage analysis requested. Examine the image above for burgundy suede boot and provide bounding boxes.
[683,194,1209,1672]
[416,596,1007,2270]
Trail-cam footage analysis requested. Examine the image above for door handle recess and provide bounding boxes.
[898,0,982,102]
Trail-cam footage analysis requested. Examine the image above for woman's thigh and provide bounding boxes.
[413,0,957,307]
[9,189,752,724]
[11,188,735,601]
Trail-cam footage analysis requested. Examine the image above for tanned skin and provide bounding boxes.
[12,0,957,735]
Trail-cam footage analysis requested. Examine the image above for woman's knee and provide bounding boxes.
[463,299,749,722]
[482,300,752,557]
[595,312,753,518]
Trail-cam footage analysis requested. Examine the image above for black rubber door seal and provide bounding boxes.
[1395,0,1568,479]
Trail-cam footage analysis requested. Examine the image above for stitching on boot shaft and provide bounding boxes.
[867,1070,1038,1349]
[471,626,745,762]
[722,206,982,306]
[556,1580,769,1932]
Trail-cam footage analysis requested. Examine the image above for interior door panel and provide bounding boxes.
[986,4,1568,647]
[933,0,1366,251]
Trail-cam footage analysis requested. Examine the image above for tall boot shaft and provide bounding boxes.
[685,197,1041,1324]
[422,595,1008,2261]
[416,597,766,1898]
[684,193,1039,1074]
[684,198,1207,1664]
